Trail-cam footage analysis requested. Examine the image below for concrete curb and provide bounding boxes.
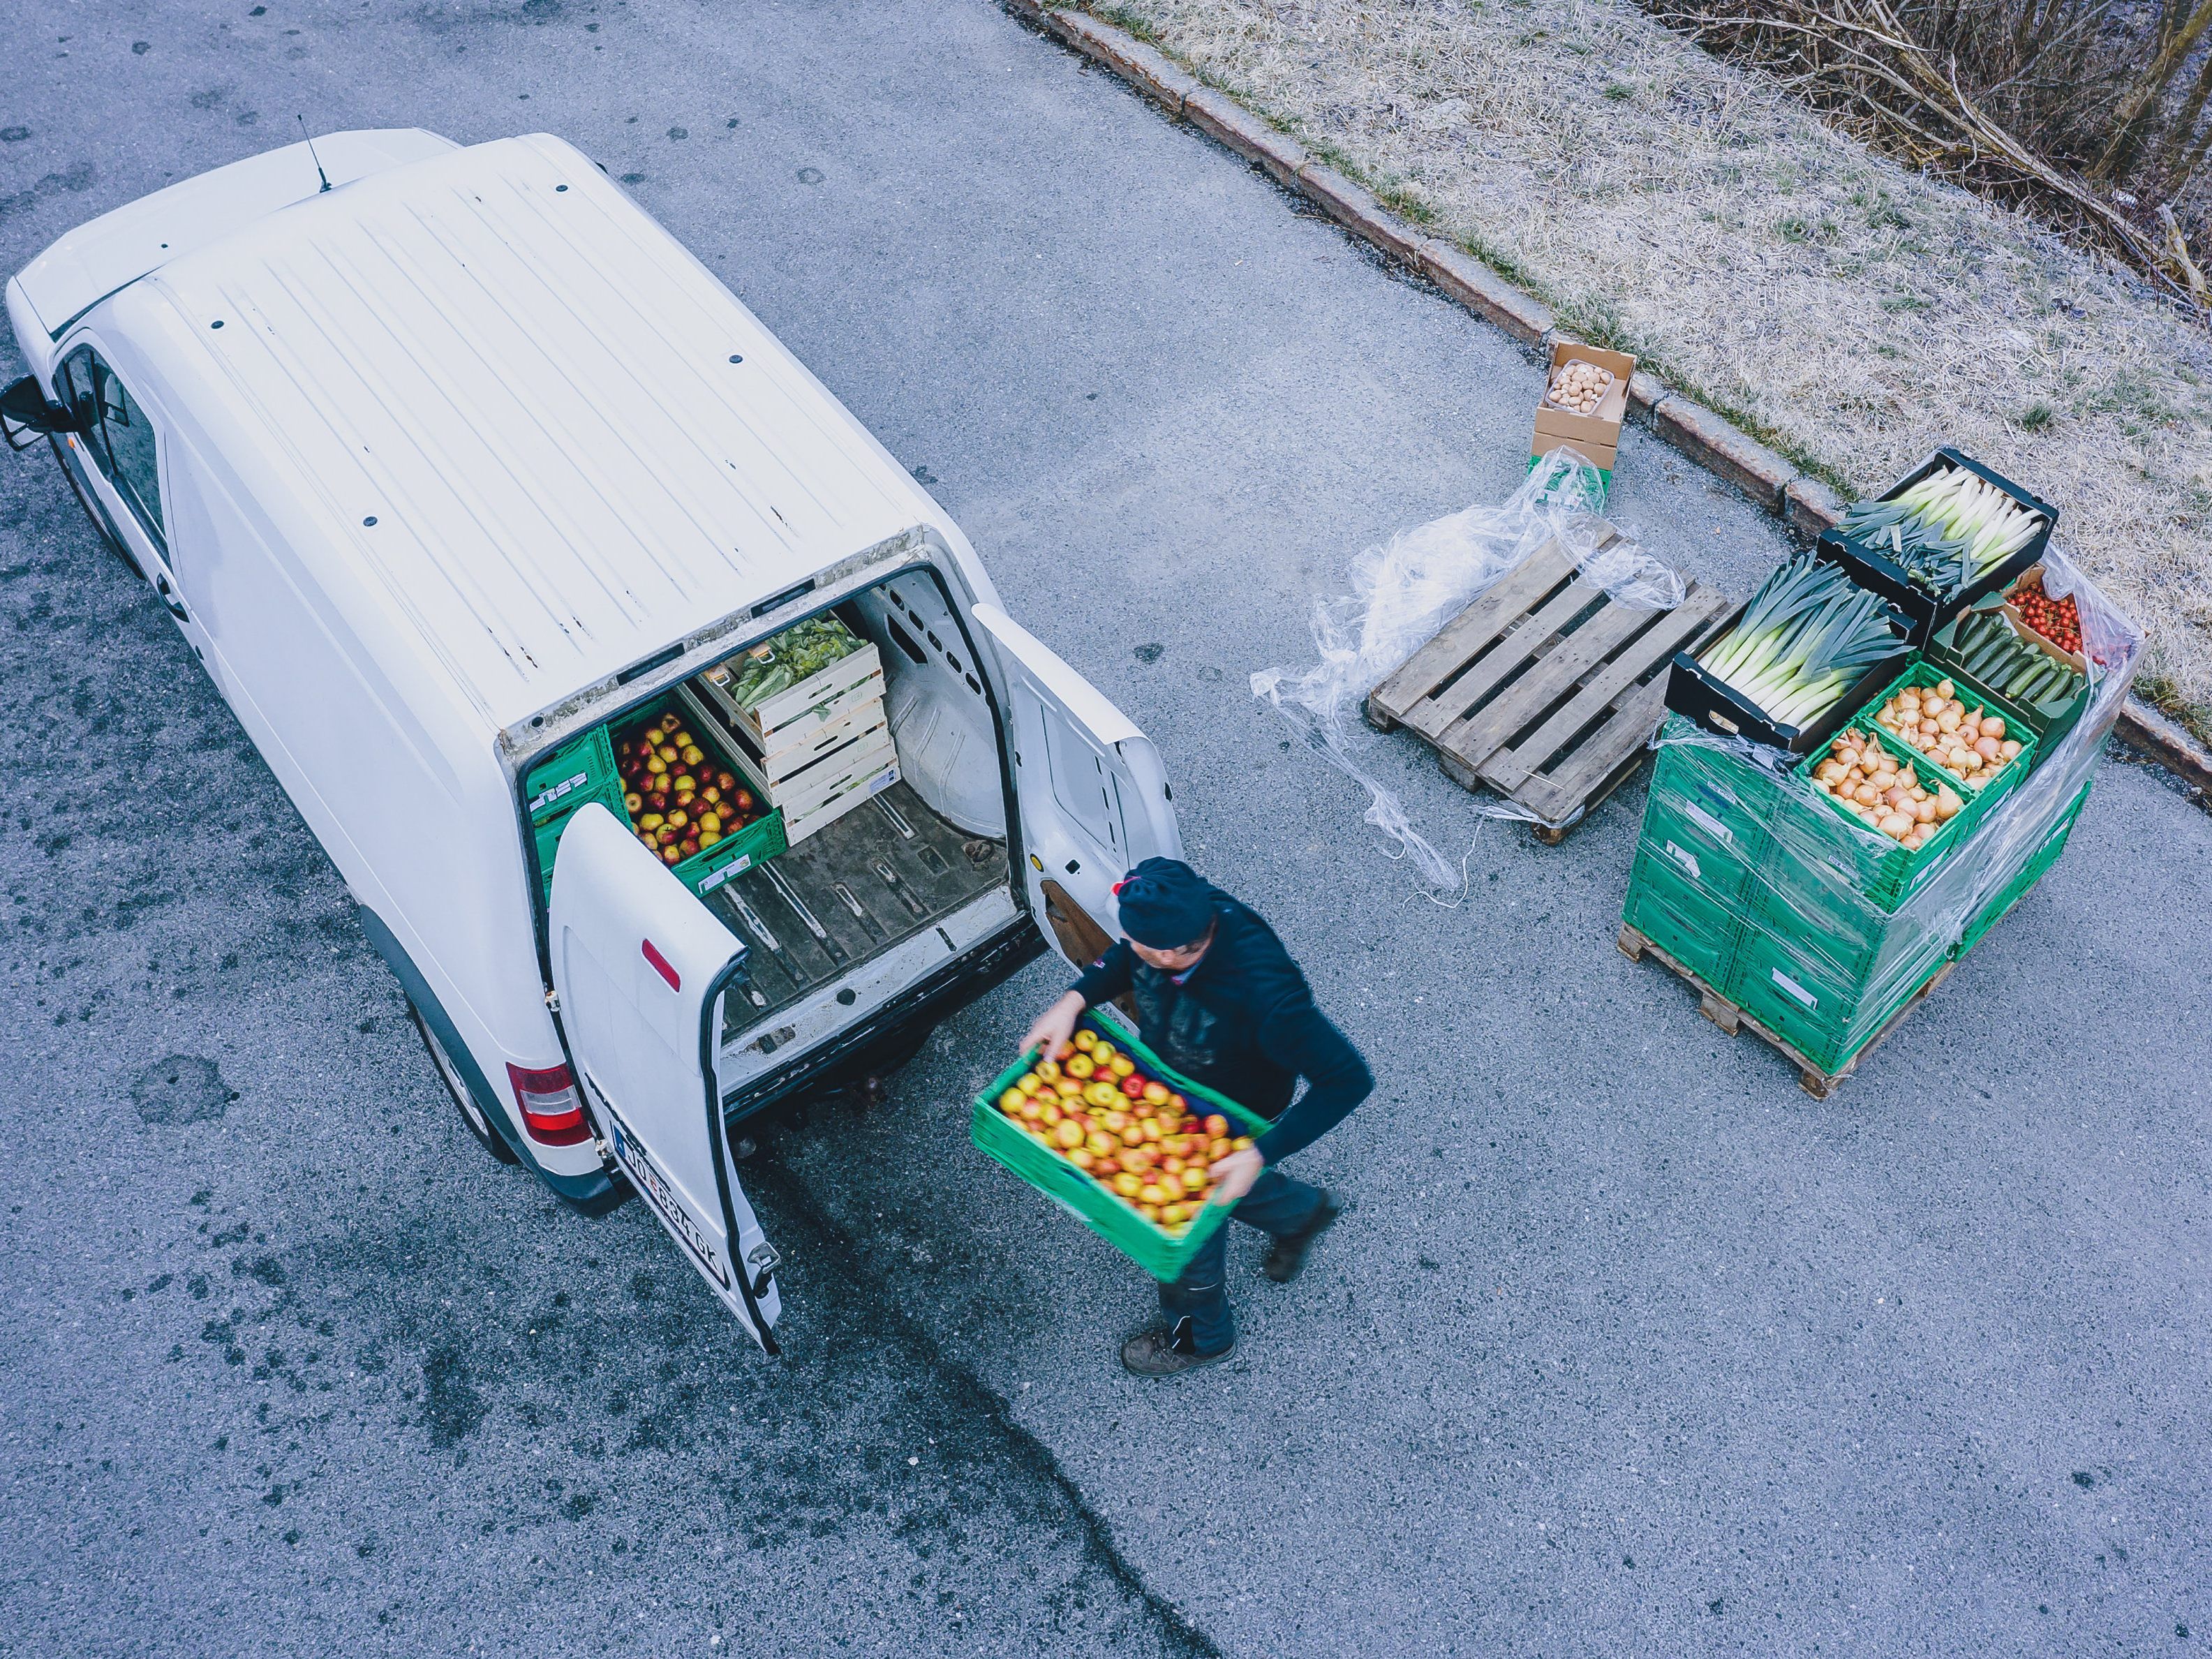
[1649,398,1798,514]
[1424,240,1552,346]
[1184,88,1306,188]
[1006,0,2212,805]
[2107,697,2212,801]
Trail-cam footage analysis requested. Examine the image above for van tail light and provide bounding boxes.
[507,1061,590,1146]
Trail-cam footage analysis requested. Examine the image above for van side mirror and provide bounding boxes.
[1,375,83,452]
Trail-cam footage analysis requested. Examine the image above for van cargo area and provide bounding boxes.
[706,780,1006,1027]
[528,566,1020,1093]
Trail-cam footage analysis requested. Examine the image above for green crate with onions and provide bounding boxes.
[1785,710,2024,909]
[1753,660,2033,917]
[1846,660,2040,819]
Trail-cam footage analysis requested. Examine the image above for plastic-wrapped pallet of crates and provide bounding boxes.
[1622,546,2140,1092]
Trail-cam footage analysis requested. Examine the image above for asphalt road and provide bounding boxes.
[3,3,2209,1656]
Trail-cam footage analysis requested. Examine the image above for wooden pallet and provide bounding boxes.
[1617,921,1953,1099]
[1365,537,1732,842]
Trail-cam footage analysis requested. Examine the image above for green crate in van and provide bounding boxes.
[533,782,785,905]
[970,1007,1272,1283]
[608,685,789,898]
[1622,838,1744,990]
[525,727,616,825]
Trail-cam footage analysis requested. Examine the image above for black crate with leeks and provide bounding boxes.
[1665,553,1910,753]
[1817,448,2055,643]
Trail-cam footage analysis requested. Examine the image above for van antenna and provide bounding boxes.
[297,117,332,193]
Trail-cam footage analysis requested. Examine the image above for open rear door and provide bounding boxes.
[549,804,783,1352]
[972,604,1182,965]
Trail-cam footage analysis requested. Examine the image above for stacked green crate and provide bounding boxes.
[1726,669,2040,1069]
[1628,664,2094,1078]
[526,729,625,902]
[1920,622,2095,960]
[1624,721,1785,987]
[1952,778,2092,957]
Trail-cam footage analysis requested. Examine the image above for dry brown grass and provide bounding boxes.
[1078,0,2212,734]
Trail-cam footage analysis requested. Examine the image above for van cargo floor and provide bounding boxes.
[704,782,1007,1032]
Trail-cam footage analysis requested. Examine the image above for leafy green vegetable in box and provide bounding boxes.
[737,616,861,709]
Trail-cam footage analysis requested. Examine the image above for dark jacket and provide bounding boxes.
[1070,884,1372,1164]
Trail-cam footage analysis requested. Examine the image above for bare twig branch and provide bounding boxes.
[1654,0,2204,304]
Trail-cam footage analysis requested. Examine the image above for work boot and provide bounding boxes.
[1120,1328,1234,1377]
[1262,1192,1343,1284]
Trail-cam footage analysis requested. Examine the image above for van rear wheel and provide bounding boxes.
[409,1004,520,1164]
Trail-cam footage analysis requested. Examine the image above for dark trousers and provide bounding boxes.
[1159,1168,1324,1355]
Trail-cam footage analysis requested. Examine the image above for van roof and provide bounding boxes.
[111,133,933,733]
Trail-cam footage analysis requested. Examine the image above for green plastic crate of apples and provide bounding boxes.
[989,1027,1256,1235]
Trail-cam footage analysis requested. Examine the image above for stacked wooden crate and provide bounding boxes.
[695,629,900,845]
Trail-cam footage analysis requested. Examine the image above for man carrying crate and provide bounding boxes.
[1019,858,1373,1376]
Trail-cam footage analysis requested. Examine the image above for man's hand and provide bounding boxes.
[1207,1146,1265,1206]
[1018,990,1086,1062]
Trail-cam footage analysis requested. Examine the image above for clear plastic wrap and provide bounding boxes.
[1645,545,2141,1031]
[1252,449,1686,889]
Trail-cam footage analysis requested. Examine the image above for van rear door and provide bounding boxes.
[972,604,1182,962]
[548,803,783,1351]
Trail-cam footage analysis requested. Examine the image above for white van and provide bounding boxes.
[2,131,1180,1351]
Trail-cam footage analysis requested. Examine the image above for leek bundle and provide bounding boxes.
[1700,555,1901,728]
[1834,464,2045,597]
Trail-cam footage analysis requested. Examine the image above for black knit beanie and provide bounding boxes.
[1114,858,1216,949]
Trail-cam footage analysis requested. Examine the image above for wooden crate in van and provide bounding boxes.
[780,743,901,843]
[698,639,886,752]
[712,699,900,845]
[699,663,889,789]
